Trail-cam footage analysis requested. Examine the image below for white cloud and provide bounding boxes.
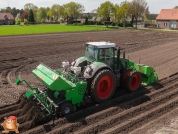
[0,0,177,13]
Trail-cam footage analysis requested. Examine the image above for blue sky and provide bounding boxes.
[0,0,178,14]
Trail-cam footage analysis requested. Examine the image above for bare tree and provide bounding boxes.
[128,0,148,28]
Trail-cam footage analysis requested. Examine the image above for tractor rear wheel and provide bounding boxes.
[60,102,73,116]
[91,69,116,103]
[121,69,132,87]
[126,70,142,92]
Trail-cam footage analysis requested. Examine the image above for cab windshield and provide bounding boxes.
[85,46,97,62]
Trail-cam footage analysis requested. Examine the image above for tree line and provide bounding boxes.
[1,0,176,28]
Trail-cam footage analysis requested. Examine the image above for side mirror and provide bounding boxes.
[15,78,21,85]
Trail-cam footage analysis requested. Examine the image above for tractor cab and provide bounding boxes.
[85,42,115,68]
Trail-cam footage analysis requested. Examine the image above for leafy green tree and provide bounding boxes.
[128,0,148,29]
[24,3,38,11]
[15,13,21,25]
[58,5,65,19]
[4,7,12,13]
[112,4,119,22]
[174,6,178,9]
[28,9,35,22]
[97,1,115,27]
[24,3,38,21]
[37,7,47,22]
[48,4,60,21]
[116,1,130,27]
[143,6,150,24]
[61,5,69,22]
[144,7,149,19]
[64,2,85,23]
[148,14,158,20]
[11,8,16,17]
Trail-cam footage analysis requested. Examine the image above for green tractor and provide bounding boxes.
[15,41,158,119]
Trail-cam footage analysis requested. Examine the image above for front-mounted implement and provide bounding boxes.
[15,41,158,120]
[15,63,87,118]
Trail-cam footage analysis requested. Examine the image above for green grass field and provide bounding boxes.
[0,24,118,36]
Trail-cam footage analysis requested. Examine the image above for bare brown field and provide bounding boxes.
[0,30,178,134]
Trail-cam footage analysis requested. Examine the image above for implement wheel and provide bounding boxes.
[91,69,116,103]
[126,70,142,92]
[60,102,73,116]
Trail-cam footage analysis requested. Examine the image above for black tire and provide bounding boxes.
[86,78,92,96]
[60,102,73,116]
[91,69,116,103]
[120,69,132,87]
[126,70,142,92]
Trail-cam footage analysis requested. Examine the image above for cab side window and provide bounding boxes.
[99,48,114,67]
[99,48,114,59]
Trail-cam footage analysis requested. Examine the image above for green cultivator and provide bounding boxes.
[16,64,87,117]
[15,41,158,120]
[135,64,158,86]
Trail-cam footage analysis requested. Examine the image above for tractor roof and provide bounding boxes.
[86,41,116,48]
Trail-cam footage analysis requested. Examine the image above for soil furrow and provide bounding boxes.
[102,93,178,134]
[0,104,20,114]
[129,108,178,134]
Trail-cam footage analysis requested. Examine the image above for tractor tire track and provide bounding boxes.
[0,69,10,85]
[0,63,35,106]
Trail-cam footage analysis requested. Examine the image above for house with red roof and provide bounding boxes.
[156,9,178,29]
[0,13,15,25]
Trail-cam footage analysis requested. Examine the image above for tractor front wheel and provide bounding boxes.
[126,71,142,92]
[60,102,73,116]
[91,69,116,103]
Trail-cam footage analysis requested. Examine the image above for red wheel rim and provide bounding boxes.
[97,75,114,99]
[122,70,131,87]
[130,74,140,91]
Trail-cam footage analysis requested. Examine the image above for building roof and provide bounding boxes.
[156,9,178,20]
[0,13,14,20]
[86,41,116,48]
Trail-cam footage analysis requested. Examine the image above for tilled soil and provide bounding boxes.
[0,30,178,134]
